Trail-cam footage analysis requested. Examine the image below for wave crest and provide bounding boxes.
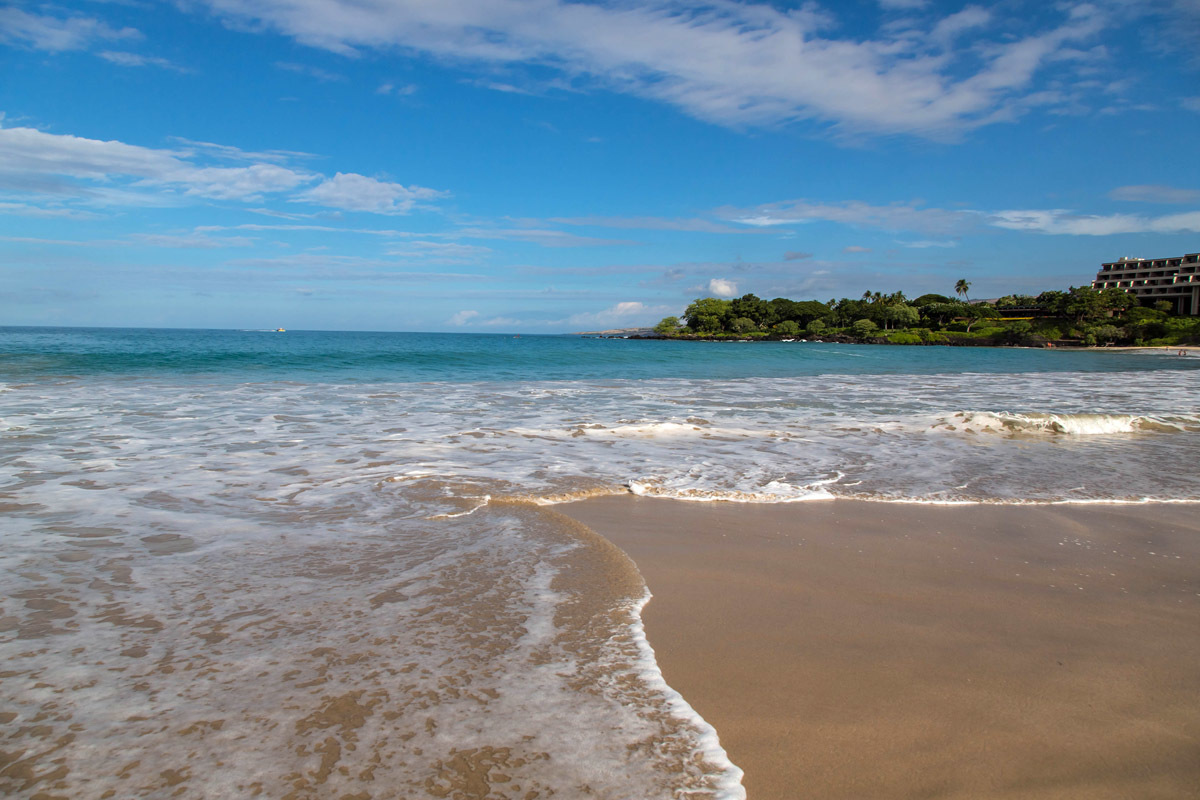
[939,411,1200,436]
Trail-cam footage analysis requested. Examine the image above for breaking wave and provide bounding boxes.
[938,411,1200,436]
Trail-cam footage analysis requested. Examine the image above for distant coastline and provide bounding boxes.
[583,284,1200,349]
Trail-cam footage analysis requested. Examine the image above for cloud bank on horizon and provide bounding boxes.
[2,0,1199,331]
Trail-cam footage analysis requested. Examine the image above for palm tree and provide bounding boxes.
[955,279,971,303]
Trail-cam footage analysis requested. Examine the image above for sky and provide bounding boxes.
[2,0,1199,332]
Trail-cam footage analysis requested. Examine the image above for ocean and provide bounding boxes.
[2,326,1198,798]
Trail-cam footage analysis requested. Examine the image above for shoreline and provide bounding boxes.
[559,496,1200,799]
[615,335,1200,354]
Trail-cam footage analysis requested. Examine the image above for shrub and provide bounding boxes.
[887,332,922,344]
[921,329,948,343]
[1035,324,1063,340]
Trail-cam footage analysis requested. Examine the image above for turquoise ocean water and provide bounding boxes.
[3,326,1199,798]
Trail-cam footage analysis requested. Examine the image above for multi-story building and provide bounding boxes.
[1092,252,1200,315]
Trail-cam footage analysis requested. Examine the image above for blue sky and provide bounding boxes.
[2,0,1199,332]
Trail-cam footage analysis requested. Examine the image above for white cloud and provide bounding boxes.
[160,164,313,200]
[1107,184,1200,204]
[296,172,445,214]
[275,61,345,82]
[549,215,762,234]
[930,6,991,44]
[898,239,958,248]
[0,125,184,180]
[387,241,493,263]
[0,124,317,203]
[0,201,102,219]
[708,278,738,297]
[377,82,418,96]
[449,310,480,325]
[99,51,189,72]
[990,208,1200,235]
[1183,97,1200,113]
[169,138,315,164]
[567,301,675,328]
[477,316,527,328]
[126,233,255,249]
[783,251,814,261]
[0,123,447,215]
[843,245,872,253]
[195,0,1116,138]
[452,226,635,247]
[722,199,977,235]
[0,7,139,52]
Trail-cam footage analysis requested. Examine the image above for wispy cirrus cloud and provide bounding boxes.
[0,123,447,214]
[721,199,979,236]
[0,124,314,202]
[194,0,1122,138]
[0,6,139,51]
[1107,184,1200,204]
[990,208,1200,235]
[99,51,190,72]
[452,226,637,248]
[549,215,765,234]
[275,60,345,82]
[295,172,445,214]
[566,301,675,329]
[726,193,1200,237]
[386,241,493,264]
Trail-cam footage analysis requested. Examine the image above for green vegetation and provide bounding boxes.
[653,281,1200,348]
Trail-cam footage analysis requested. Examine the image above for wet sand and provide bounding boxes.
[561,497,1200,800]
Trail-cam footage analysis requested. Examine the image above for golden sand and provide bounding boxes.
[561,497,1200,800]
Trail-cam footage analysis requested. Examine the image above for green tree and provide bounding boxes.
[881,304,919,330]
[955,279,972,303]
[1065,286,1103,323]
[1091,324,1122,344]
[851,318,879,337]
[912,293,952,307]
[772,320,801,336]
[1002,320,1033,343]
[654,316,681,336]
[921,302,963,327]
[792,300,833,326]
[806,319,827,336]
[683,297,732,333]
[1036,290,1069,316]
[996,294,1038,309]
[963,304,999,332]
[730,316,758,334]
[731,294,774,327]
[768,298,801,323]
[1099,287,1135,316]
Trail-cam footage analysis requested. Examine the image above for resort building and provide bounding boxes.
[1092,252,1200,315]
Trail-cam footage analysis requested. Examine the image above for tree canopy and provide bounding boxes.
[655,279,1194,347]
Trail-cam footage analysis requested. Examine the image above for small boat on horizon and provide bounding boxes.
[275,328,286,332]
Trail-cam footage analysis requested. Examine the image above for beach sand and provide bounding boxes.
[560,497,1200,800]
